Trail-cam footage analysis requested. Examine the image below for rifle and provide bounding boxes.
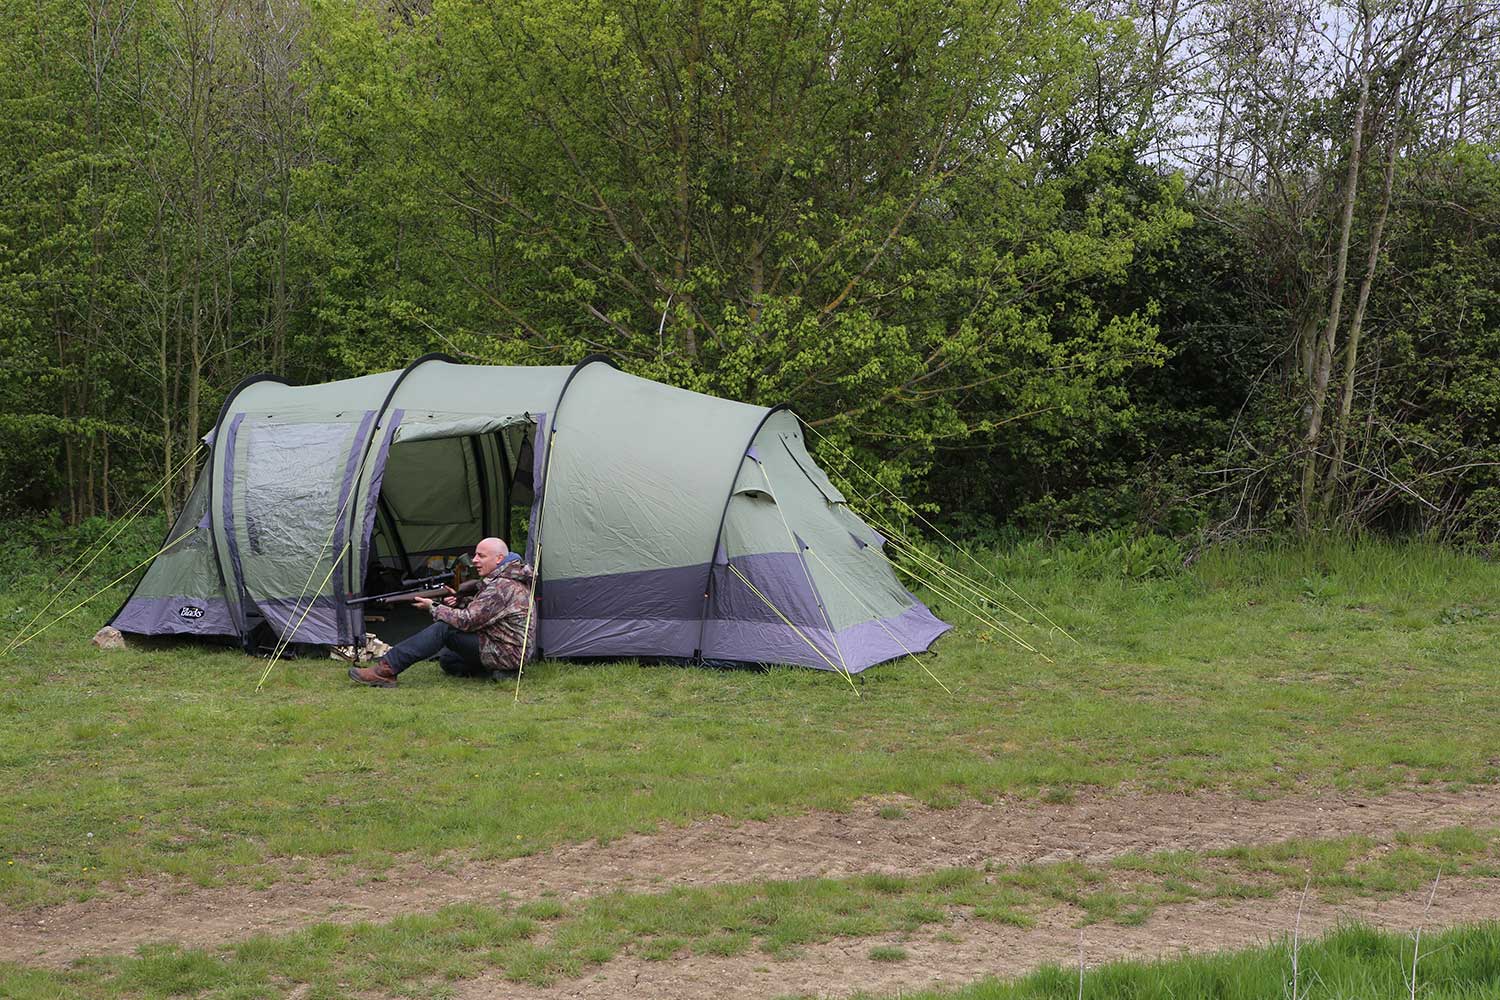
[347,577,481,608]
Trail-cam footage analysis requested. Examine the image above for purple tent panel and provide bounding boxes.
[540,551,949,671]
[256,596,345,646]
[111,596,237,637]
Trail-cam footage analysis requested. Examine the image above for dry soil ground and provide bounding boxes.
[5,783,1499,997]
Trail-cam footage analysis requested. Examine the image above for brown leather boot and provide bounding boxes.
[348,659,398,688]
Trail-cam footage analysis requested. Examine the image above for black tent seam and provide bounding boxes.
[691,403,792,660]
[338,353,459,629]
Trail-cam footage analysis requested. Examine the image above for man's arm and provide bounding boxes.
[430,581,511,632]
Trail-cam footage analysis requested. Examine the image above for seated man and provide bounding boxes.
[348,537,535,687]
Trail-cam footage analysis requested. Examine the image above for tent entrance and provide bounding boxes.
[362,419,535,591]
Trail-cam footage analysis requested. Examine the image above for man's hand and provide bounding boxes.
[413,587,456,612]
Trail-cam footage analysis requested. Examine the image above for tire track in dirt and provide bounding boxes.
[461,879,1500,1000]
[3,783,1498,967]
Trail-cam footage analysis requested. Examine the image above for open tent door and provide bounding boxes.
[353,414,534,596]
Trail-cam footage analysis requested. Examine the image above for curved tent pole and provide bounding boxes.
[691,402,792,661]
[109,371,291,638]
[260,352,466,679]
[336,352,460,626]
[528,353,619,656]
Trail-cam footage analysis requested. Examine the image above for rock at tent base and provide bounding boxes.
[91,626,128,651]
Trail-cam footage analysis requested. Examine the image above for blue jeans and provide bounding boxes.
[384,620,486,677]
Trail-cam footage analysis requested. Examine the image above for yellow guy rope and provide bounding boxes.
[836,473,1040,630]
[830,481,1039,650]
[726,562,860,695]
[255,539,351,691]
[865,533,1041,652]
[865,517,1038,631]
[3,443,205,657]
[7,529,201,652]
[885,556,1048,661]
[802,423,1079,644]
[756,462,857,687]
[801,543,954,695]
[850,494,1030,615]
[856,509,1030,621]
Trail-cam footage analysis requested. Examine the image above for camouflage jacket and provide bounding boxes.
[431,559,536,674]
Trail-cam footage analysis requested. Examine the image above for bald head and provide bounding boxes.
[473,537,508,576]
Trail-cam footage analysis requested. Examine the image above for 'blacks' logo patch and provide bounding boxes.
[178,605,205,619]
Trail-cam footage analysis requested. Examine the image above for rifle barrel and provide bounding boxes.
[346,578,481,608]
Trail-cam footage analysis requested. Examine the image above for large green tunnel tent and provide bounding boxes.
[110,355,950,672]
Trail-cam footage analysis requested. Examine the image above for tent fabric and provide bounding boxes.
[110,356,950,672]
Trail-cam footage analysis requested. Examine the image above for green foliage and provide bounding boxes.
[0,0,1497,542]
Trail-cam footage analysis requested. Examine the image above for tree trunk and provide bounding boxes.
[1325,127,1400,517]
[1298,23,1372,531]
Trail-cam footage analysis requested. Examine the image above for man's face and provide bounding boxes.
[473,540,506,576]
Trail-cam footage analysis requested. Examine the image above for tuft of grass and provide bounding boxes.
[868,945,908,962]
[515,898,566,921]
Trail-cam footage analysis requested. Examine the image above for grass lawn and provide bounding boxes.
[2,538,1498,909]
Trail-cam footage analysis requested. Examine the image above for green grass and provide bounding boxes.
[1,826,1496,997]
[863,921,1500,999]
[1,536,1498,910]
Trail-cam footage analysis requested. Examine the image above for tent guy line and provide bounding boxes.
[9,529,201,653]
[2,443,206,658]
[802,421,1078,645]
[858,507,1037,630]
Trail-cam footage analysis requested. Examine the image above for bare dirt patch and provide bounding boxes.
[4,783,1498,968]
[460,879,1500,1000]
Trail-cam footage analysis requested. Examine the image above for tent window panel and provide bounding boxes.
[381,437,482,527]
[240,421,355,560]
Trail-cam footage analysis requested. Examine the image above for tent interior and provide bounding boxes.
[363,423,536,641]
